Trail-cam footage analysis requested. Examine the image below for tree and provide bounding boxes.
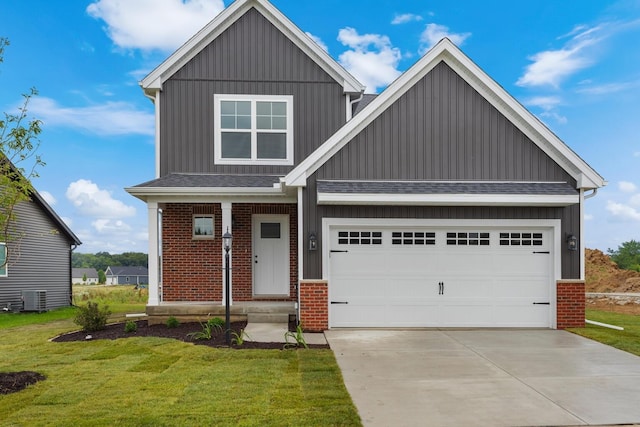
[98,270,106,284]
[82,273,87,283]
[607,240,640,272]
[0,38,44,270]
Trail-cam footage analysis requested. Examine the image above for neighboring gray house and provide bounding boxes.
[0,181,82,312]
[72,268,99,284]
[104,266,148,285]
[126,0,605,331]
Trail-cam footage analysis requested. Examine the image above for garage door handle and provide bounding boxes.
[533,251,550,254]
[330,250,348,253]
[331,301,349,304]
[533,302,550,305]
[439,282,444,295]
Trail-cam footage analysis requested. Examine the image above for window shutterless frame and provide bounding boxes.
[0,243,7,277]
[214,94,294,165]
[193,215,215,239]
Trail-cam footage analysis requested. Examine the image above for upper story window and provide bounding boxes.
[0,243,7,277]
[214,94,294,165]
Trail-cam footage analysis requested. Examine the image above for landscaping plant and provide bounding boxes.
[284,323,309,349]
[165,316,180,328]
[73,301,111,332]
[124,320,137,333]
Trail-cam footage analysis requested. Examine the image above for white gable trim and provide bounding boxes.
[141,0,364,94]
[283,38,605,190]
[317,192,579,207]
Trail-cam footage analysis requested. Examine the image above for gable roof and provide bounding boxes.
[1,157,81,246]
[140,0,364,95]
[72,268,98,279]
[105,266,148,276]
[283,38,606,191]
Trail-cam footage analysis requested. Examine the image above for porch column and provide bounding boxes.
[147,201,160,306]
[221,201,232,305]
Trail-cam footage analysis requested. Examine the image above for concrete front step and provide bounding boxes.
[145,301,296,325]
[247,313,290,323]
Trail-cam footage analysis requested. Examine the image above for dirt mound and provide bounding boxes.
[586,248,640,293]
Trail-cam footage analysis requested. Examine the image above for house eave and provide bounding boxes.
[125,186,295,203]
[316,192,580,207]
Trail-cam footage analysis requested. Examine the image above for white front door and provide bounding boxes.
[253,214,290,297]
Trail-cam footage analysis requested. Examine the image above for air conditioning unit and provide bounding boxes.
[22,290,47,312]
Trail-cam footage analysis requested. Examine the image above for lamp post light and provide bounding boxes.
[223,228,232,346]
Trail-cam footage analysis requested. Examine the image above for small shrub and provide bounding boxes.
[284,323,308,349]
[231,329,250,346]
[187,319,222,341]
[208,317,225,328]
[74,302,111,332]
[166,316,180,328]
[124,320,137,333]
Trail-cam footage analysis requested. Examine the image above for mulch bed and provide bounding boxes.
[0,371,46,395]
[51,319,329,350]
[1,320,327,395]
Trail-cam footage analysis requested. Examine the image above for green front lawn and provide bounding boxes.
[0,319,361,426]
[568,309,640,357]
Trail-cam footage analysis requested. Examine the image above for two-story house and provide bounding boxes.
[127,0,605,331]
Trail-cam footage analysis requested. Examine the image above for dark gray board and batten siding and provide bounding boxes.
[160,7,347,176]
[304,62,581,279]
[0,200,76,311]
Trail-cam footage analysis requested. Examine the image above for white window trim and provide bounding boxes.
[214,94,294,165]
[193,214,215,240]
[0,243,7,277]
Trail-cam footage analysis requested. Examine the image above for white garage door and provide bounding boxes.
[328,225,554,328]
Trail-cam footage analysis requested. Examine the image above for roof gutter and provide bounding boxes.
[584,188,598,200]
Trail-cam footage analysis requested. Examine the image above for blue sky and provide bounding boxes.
[1,0,639,254]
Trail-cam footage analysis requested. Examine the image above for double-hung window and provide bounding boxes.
[0,243,7,277]
[214,94,294,165]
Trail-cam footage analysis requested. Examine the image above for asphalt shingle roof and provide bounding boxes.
[316,180,578,195]
[134,173,283,188]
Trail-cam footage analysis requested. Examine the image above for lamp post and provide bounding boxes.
[223,228,232,346]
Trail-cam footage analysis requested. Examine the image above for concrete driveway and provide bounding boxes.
[325,329,640,427]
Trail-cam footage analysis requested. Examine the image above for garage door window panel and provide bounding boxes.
[446,232,490,246]
[337,231,382,245]
[500,232,544,246]
[392,231,436,245]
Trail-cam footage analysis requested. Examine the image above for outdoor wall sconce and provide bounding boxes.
[567,234,578,251]
[308,232,318,251]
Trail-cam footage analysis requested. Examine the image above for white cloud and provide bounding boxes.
[584,214,594,221]
[606,200,640,221]
[392,13,423,25]
[419,23,471,54]
[29,97,154,136]
[92,219,132,234]
[630,194,640,207]
[524,96,562,110]
[576,80,639,95]
[337,27,402,94]
[619,181,637,193]
[66,179,136,218]
[87,0,225,51]
[306,32,328,52]
[540,111,568,125]
[516,25,602,87]
[39,191,56,206]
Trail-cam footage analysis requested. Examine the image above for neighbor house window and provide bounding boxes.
[0,243,7,277]
[214,94,294,165]
[193,215,215,239]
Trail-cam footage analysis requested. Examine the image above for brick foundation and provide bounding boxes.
[299,280,328,332]
[161,202,297,303]
[556,280,585,329]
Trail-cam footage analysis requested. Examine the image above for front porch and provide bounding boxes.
[146,301,297,325]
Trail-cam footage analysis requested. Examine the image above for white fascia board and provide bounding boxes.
[316,192,579,207]
[125,186,293,203]
[284,38,605,189]
[140,0,363,94]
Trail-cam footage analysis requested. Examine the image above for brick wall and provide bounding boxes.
[161,203,296,302]
[556,280,585,329]
[299,280,328,332]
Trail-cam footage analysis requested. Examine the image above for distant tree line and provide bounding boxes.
[72,252,148,272]
[607,240,640,272]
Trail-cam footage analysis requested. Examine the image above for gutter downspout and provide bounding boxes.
[346,92,364,121]
[70,244,78,307]
[584,188,598,200]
